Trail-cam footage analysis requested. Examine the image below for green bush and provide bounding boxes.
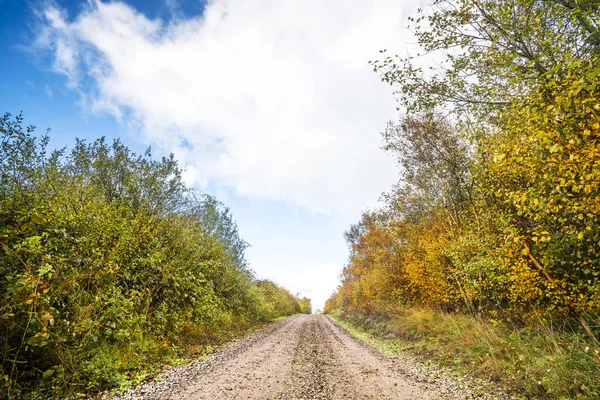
[0,113,308,398]
[256,280,303,321]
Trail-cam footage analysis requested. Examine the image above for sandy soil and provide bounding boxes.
[113,314,480,399]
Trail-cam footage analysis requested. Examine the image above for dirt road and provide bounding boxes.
[114,314,479,399]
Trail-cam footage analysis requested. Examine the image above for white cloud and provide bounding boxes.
[34,0,408,216]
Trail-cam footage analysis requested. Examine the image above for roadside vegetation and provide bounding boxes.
[329,309,599,398]
[0,116,310,398]
[325,0,600,398]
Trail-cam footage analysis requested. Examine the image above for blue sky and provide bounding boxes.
[0,0,415,310]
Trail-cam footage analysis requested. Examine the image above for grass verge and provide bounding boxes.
[329,309,600,399]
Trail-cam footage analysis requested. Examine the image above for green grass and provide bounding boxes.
[329,309,600,399]
[272,315,293,322]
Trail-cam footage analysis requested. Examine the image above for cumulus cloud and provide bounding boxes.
[33,0,410,215]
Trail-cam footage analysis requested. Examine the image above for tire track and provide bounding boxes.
[276,316,331,399]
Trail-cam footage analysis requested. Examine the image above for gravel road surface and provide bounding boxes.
[112,314,501,399]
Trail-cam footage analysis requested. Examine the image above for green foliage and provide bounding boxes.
[298,297,312,314]
[256,280,306,320]
[0,114,309,398]
[371,0,599,116]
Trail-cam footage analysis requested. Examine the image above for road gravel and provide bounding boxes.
[111,314,506,399]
